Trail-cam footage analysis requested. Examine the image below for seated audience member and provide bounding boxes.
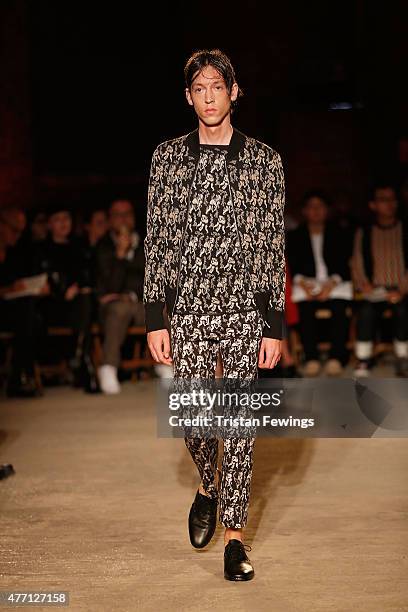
[331,190,360,238]
[37,204,98,392]
[399,175,408,215]
[0,207,41,397]
[28,208,48,243]
[80,207,108,291]
[95,199,145,394]
[351,183,408,377]
[287,191,353,377]
[284,211,299,232]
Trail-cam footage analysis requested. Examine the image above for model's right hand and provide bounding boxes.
[147,329,173,365]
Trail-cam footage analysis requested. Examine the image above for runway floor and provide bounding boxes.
[1,381,407,611]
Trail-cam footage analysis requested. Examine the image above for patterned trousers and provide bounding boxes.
[169,309,264,528]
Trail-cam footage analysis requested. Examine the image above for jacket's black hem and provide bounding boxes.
[253,291,286,339]
[144,300,166,332]
[262,308,286,339]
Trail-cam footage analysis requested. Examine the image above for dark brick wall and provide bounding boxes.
[0,0,33,208]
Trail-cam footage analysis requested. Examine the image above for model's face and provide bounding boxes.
[185,65,238,127]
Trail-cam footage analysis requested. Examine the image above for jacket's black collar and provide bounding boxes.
[185,126,246,161]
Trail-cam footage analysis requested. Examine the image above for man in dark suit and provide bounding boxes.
[287,191,354,376]
[95,199,145,394]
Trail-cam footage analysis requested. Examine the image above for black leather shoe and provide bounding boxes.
[224,539,255,581]
[188,489,218,548]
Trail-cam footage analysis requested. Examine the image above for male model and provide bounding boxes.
[144,49,286,581]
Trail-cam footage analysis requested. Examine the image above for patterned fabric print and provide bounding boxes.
[170,309,264,528]
[174,144,257,316]
[143,129,286,338]
[224,142,286,314]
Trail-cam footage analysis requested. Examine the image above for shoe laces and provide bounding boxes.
[226,540,252,561]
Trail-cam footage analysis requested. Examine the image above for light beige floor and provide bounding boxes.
[0,380,407,612]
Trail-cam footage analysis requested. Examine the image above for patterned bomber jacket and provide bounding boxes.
[143,126,286,339]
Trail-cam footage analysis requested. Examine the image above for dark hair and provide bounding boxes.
[83,206,107,225]
[368,181,397,202]
[109,197,134,211]
[0,206,24,224]
[184,48,243,112]
[301,190,331,208]
[45,202,72,217]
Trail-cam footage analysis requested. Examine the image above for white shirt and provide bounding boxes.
[292,231,352,302]
[310,232,328,282]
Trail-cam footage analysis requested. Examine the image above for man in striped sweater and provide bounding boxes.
[351,183,408,377]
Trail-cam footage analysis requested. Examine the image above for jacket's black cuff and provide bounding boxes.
[144,300,166,332]
[262,307,286,340]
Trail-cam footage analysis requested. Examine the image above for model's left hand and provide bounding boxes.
[258,338,282,369]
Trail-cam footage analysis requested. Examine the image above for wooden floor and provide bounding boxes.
[1,380,407,612]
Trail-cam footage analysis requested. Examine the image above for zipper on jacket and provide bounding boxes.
[224,157,271,329]
[171,158,200,317]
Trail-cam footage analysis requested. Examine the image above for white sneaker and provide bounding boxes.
[325,359,343,377]
[303,360,321,377]
[98,365,121,394]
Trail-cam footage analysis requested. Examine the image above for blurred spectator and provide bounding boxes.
[0,207,40,396]
[399,175,408,222]
[29,209,48,243]
[95,199,145,394]
[84,208,108,246]
[287,191,353,376]
[284,210,299,231]
[80,207,108,290]
[37,204,98,392]
[351,183,408,377]
[331,190,359,237]
[0,207,26,251]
